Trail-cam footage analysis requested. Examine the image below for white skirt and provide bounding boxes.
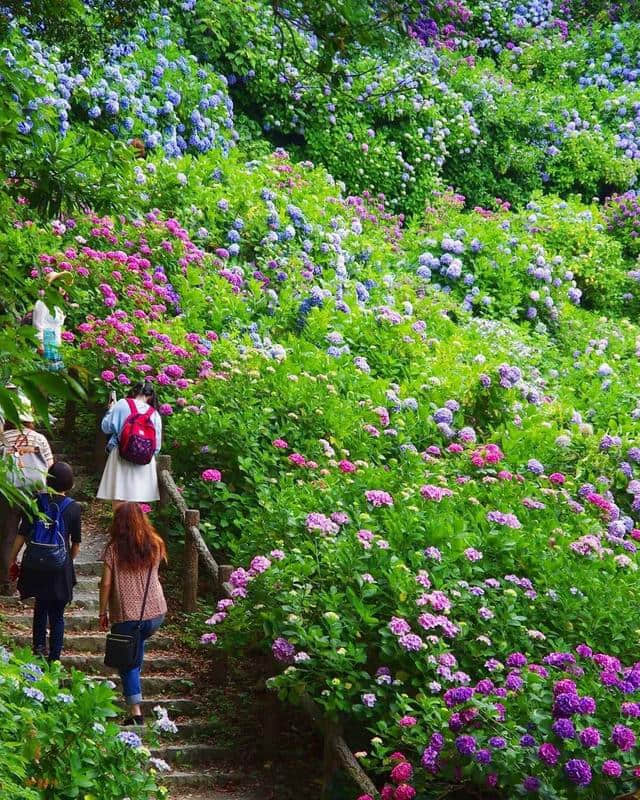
[97,447,160,503]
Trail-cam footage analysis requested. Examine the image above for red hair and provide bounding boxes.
[105,502,167,571]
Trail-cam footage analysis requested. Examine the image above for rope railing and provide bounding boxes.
[155,454,380,800]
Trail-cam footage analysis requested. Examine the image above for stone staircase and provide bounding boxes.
[0,526,259,800]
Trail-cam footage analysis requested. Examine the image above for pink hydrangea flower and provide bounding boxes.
[365,489,394,507]
[421,485,453,502]
[273,438,289,449]
[250,556,271,574]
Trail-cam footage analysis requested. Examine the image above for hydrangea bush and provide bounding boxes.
[6,3,640,799]
[0,647,165,799]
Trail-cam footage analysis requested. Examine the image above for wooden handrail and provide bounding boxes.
[155,454,379,799]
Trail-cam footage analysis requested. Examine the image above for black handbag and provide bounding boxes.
[104,565,153,670]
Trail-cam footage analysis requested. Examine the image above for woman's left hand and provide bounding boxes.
[99,612,109,631]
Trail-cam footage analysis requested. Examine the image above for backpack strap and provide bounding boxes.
[142,405,155,421]
[125,397,139,417]
[37,492,50,514]
[58,497,74,514]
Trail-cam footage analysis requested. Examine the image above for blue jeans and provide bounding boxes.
[111,615,165,704]
[33,596,65,661]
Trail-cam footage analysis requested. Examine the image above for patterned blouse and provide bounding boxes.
[104,544,167,624]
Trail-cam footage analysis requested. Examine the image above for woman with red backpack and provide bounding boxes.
[8,461,82,662]
[97,381,162,510]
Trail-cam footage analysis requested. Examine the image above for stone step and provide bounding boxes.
[64,652,183,675]
[64,675,194,698]
[4,612,101,631]
[121,721,214,742]
[132,698,201,717]
[167,794,260,800]
[76,577,100,592]
[1,592,98,610]
[12,632,174,653]
[161,768,244,790]
[115,675,196,696]
[151,743,224,768]
[75,561,103,577]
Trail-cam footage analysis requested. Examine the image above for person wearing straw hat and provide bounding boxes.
[32,271,73,371]
[0,395,54,594]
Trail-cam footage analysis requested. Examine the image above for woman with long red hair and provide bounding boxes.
[98,502,167,724]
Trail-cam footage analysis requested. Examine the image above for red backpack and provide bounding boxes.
[118,399,157,465]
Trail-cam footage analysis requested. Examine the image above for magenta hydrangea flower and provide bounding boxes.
[538,743,560,766]
[602,760,622,778]
[579,727,601,748]
[338,459,356,473]
[201,469,222,482]
[272,438,288,449]
[394,786,416,800]
[390,761,413,783]
[200,632,217,644]
[101,369,115,381]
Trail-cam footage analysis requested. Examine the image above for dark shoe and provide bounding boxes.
[33,646,47,659]
[123,715,144,726]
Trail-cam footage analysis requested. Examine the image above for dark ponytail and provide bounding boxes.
[129,380,158,410]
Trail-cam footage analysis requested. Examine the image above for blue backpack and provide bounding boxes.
[22,495,73,572]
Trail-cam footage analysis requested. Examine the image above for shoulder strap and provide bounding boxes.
[13,433,29,453]
[138,566,154,626]
[142,405,155,421]
[58,497,74,514]
[125,398,138,417]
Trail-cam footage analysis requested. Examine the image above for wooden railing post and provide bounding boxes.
[183,509,200,612]
[156,454,172,508]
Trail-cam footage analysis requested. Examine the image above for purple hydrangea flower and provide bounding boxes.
[564,759,592,786]
[579,727,601,748]
[455,735,477,756]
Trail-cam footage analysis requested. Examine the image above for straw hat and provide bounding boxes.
[15,391,34,424]
[18,407,35,424]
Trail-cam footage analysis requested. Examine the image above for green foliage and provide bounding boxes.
[0,647,165,799]
[0,0,153,63]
